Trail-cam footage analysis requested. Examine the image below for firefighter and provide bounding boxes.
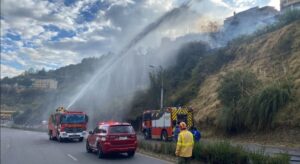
[189,126,201,142]
[175,122,194,164]
[173,121,180,141]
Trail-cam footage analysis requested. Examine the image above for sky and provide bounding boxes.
[0,0,280,78]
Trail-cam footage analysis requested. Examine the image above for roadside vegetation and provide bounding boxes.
[217,70,293,133]
[129,10,300,131]
[138,140,290,164]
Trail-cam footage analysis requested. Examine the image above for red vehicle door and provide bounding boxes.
[89,127,100,148]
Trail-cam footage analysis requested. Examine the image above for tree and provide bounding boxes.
[37,68,46,77]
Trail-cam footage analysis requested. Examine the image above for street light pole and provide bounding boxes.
[160,69,164,110]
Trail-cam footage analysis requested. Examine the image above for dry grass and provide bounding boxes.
[190,21,300,131]
[189,75,221,126]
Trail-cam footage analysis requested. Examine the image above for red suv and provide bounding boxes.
[86,121,137,158]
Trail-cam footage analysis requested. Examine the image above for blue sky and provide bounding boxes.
[0,0,279,78]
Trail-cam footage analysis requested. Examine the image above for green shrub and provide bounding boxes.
[193,142,204,161]
[161,142,176,155]
[245,81,292,130]
[267,153,290,164]
[249,151,290,164]
[203,141,249,164]
[249,150,269,164]
[138,140,290,164]
[217,70,258,133]
[218,70,258,107]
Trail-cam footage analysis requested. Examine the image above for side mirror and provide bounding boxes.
[89,131,93,135]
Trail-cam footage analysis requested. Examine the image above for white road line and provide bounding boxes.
[67,154,78,161]
[136,153,174,164]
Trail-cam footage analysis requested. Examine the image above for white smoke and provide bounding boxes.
[40,0,280,126]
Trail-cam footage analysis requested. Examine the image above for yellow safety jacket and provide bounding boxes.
[175,129,194,157]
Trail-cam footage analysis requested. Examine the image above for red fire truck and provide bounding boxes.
[48,107,88,142]
[142,107,193,141]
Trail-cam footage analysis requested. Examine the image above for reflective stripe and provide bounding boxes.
[176,142,194,146]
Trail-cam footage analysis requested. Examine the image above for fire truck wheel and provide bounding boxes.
[97,144,104,158]
[161,130,168,142]
[86,141,92,153]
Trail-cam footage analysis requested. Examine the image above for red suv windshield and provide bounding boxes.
[109,125,133,134]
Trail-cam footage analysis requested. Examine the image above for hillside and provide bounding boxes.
[128,12,300,145]
[190,20,300,128]
[0,57,107,124]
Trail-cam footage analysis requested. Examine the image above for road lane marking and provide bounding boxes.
[67,154,78,161]
[137,152,173,164]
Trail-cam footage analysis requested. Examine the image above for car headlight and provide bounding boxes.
[100,137,106,141]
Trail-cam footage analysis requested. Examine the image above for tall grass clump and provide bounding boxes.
[245,81,292,130]
[217,106,246,133]
[217,70,293,133]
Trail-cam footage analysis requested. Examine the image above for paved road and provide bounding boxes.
[0,128,172,164]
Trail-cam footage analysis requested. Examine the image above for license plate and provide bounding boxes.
[70,135,80,138]
[119,136,127,140]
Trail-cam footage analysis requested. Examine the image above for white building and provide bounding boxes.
[222,6,279,41]
[281,0,300,11]
[32,79,58,89]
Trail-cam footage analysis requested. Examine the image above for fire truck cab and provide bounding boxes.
[142,107,193,141]
[48,107,88,142]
